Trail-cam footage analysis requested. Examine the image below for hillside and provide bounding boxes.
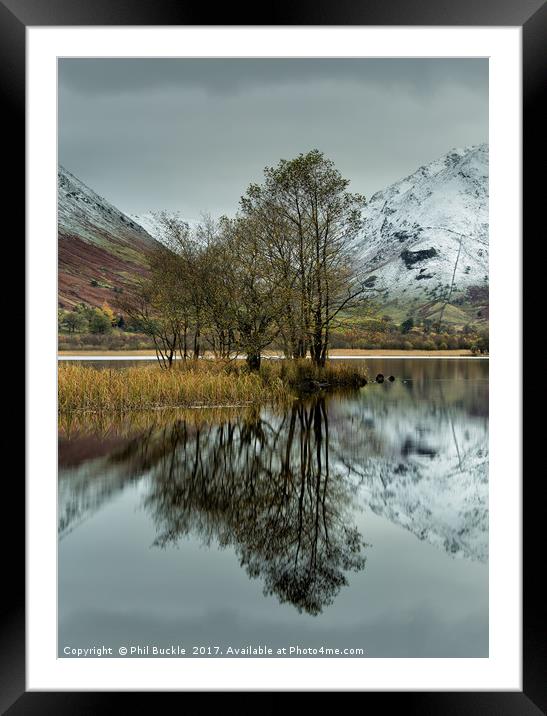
[358,144,489,327]
[58,147,489,331]
[58,166,161,309]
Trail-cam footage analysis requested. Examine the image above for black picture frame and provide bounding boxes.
[4,0,543,711]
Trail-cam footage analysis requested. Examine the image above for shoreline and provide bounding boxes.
[57,350,489,361]
[58,348,486,360]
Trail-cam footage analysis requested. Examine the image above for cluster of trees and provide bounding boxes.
[330,313,488,352]
[58,302,121,335]
[121,151,373,369]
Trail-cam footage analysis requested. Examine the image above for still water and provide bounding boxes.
[58,359,488,657]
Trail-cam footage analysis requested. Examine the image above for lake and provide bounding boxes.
[58,358,489,658]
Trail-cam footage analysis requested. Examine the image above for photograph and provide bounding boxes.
[56,57,490,660]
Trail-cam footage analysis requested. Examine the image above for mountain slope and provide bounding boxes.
[358,144,489,325]
[128,211,164,240]
[58,166,161,309]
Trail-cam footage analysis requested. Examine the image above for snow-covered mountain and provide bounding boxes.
[58,166,161,308]
[129,212,201,244]
[128,211,165,240]
[358,144,489,323]
[58,167,158,248]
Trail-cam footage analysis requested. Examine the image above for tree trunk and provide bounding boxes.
[311,352,326,368]
[193,327,200,360]
[182,324,188,360]
[296,338,307,359]
[246,352,261,371]
[314,353,326,368]
[310,330,326,367]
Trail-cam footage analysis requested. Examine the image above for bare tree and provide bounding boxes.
[151,212,209,360]
[241,150,370,366]
[217,215,287,370]
[119,271,182,369]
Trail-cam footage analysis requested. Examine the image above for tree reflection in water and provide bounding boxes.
[142,398,367,615]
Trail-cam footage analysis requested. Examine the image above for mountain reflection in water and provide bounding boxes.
[59,360,488,618]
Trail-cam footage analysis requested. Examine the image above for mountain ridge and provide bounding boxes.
[58,166,161,309]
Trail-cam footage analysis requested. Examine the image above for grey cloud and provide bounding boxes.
[58,58,488,220]
[59,58,488,97]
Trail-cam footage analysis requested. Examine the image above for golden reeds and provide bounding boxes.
[58,359,367,413]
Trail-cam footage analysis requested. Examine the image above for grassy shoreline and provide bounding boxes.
[58,360,368,413]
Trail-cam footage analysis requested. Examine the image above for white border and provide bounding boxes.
[27,27,522,691]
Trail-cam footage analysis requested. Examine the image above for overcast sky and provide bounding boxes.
[58,58,488,221]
